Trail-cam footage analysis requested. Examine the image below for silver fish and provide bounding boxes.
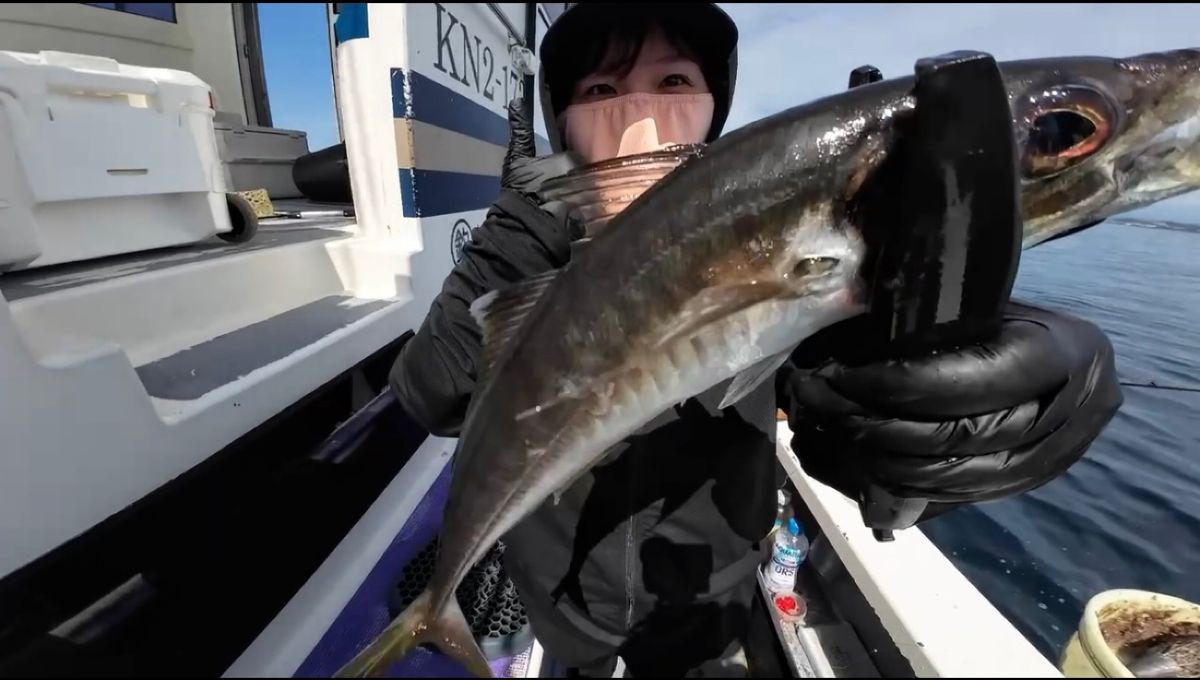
[1122,635,1200,678]
[337,48,1200,678]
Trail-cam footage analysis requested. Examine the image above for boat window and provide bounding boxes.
[82,3,177,23]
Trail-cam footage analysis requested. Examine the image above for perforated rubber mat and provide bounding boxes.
[389,538,533,661]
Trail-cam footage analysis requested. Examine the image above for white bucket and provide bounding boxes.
[1059,589,1200,677]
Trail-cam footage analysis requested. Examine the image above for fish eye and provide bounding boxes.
[1021,85,1118,178]
[1031,111,1096,155]
[791,256,839,279]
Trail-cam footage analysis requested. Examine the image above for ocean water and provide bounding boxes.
[922,217,1200,664]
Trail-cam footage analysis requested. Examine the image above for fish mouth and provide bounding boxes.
[1112,108,1200,210]
[1110,49,1200,210]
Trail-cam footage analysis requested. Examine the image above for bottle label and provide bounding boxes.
[770,560,796,578]
[773,544,800,564]
[767,544,801,589]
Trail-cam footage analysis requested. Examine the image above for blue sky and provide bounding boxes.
[258,3,338,152]
[260,3,1200,220]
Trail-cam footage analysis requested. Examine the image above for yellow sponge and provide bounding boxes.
[234,189,274,219]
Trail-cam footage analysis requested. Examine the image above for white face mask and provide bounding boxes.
[560,92,715,165]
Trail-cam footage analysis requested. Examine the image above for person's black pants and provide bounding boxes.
[508,564,758,678]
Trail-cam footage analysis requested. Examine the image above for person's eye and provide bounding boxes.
[584,82,617,97]
[661,74,693,88]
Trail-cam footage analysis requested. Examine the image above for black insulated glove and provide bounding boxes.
[779,300,1123,521]
[501,98,581,198]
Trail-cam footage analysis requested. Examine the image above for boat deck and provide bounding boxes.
[758,556,884,677]
[0,198,384,406]
[0,199,356,303]
[0,197,428,583]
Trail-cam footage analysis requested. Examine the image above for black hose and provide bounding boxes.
[292,143,352,204]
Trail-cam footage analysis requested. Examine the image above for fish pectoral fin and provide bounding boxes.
[718,350,794,410]
[655,281,790,349]
[469,268,561,379]
[538,144,704,238]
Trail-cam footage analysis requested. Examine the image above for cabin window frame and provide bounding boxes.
[82,3,177,24]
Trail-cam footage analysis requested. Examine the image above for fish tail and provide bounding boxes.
[334,589,493,678]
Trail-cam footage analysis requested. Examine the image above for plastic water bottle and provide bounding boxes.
[770,488,792,539]
[766,517,809,593]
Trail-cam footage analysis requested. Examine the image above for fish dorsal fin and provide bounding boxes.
[540,144,704,238]
[655,281,789,350]
[469,269,560,378]
[718,350,792,410]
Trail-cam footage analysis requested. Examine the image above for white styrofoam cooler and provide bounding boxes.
[215,120,310,199]
[0,50,233,272]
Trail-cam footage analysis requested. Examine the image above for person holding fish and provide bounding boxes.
[378,3,1158,677]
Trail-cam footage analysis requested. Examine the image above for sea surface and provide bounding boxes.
[922,216,1200,664]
